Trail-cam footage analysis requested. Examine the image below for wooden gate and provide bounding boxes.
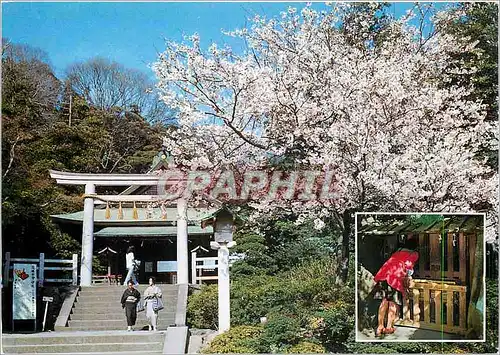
[413,232,476,284]
[395,279,467,335]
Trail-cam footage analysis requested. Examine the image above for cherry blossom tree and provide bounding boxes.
[153,3,498,281]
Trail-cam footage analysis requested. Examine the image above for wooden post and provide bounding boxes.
[429,234,440,279]
[39,253,45,287]
[413,288,420,323]
[468,234,476,285]
[423,289,430,323]
[404,296,410,321]
[447,232,453,279]
[3,252,11,287]
[106,251,111,283]
[446,291,453,327]
[191,251,197,285]
[459,232,466,283]
[418,234,425,277]
[435,290,441,326]
[72,254,78,286]
[459,290,466,329]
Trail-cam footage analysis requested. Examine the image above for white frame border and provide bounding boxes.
[354,212,487,343]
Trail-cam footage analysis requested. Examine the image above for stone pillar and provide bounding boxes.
[218,244,231,333]
[81,183,95,286]
[176,198,189,284]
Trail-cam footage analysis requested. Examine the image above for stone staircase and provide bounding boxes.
[65,284,178,331]
[2,284,183,354]
[2,331,166,354]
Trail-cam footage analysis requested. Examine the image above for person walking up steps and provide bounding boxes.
[143,277,163,331]
[123,246,139,286]
[121,280,141,331]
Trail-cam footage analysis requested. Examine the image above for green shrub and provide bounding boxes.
[305,300,354,352]
[187,284,218,329]
[202,325,263,353]
[258,313,302,351]
[286,341,326,353]
[230,274,285,325]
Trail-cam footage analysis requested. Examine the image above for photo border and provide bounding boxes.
[354,212,487,343]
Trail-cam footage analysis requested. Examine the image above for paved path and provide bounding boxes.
[357,326,464,341]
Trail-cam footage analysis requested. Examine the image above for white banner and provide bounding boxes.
[12,263,37,320]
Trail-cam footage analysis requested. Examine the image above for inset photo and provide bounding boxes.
[355,213,485,342]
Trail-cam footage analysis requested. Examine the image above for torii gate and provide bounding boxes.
[49,170,189,286]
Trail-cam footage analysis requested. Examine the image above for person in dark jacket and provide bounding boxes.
[121,280,141,331]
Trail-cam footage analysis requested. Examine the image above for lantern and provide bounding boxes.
[214,209,234,243]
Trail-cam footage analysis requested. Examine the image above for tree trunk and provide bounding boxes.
[340,209,353,283]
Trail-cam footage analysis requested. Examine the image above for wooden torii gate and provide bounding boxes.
[49,170,189,287]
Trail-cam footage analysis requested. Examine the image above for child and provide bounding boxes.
[373,236,419,337]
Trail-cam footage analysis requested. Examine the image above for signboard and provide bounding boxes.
[157,261,177,273]
[42,296,53,302]
[145,262,153,273]
[13,263,37,320]
[203,259,217,270]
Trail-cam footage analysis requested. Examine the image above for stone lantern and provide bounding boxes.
[203,208,236,334]
[213,209,234,244]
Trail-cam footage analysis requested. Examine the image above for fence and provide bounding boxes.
[190,254,242,284]
[395,279,468,335]
[414,232,474,284]
[192,256,219,284]
[3,252,78,287]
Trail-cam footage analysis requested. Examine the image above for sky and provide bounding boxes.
[2,1,445,80]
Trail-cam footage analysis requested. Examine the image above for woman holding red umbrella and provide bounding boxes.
[373,236,419,337]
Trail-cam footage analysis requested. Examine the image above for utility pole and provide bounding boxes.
[68,94,72,127]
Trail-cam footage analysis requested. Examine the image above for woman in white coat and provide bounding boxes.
[143,277,162,331]
[123,246,138,286]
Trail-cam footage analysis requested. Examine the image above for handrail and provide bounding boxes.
[54,285,80,331]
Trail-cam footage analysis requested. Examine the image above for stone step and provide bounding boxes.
[2,332,165,346]
[71,307,177,318]
[78,292,177,302]
[2,342,163,353]
[71,302,177,313]
[59,326,175,332]
[72,299,177,308]
[68,318,174,328]
[71,311,177,321]
[80,285,177,293]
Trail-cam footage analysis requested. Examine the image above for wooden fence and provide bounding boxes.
[395,279,468,335]
[414,232,475,284]
[192,256,219,284]
[3,252,78,287]
[190,255,240,284]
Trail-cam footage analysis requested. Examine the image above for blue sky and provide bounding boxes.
[2,2,444,80]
